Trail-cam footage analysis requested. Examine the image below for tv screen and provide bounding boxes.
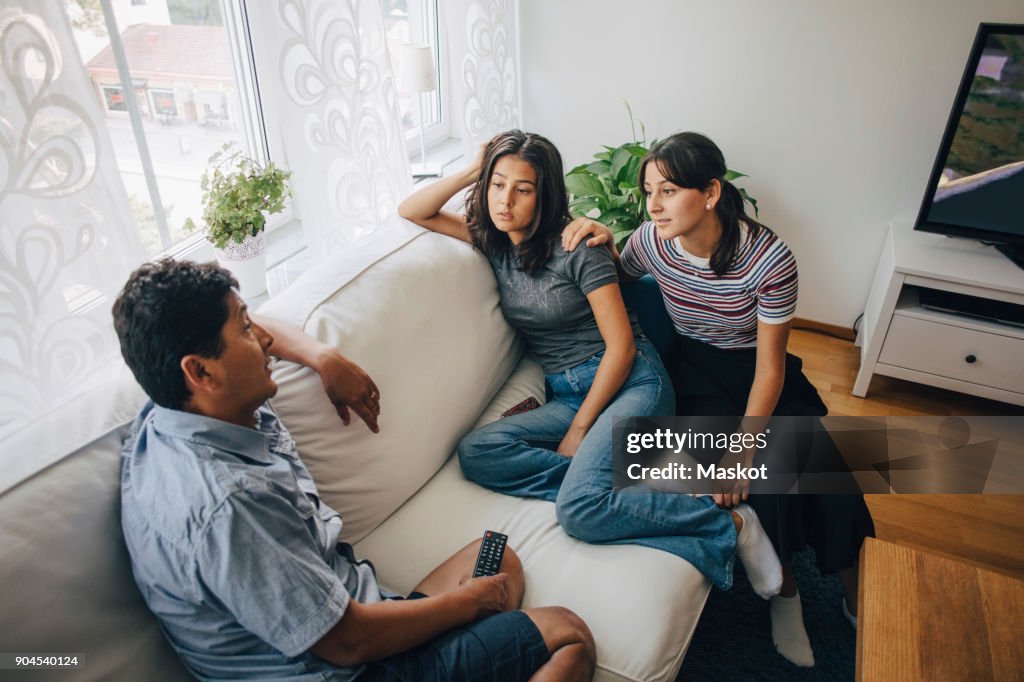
[914,23,1024,252]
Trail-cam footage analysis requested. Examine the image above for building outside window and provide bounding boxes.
[60,0,449,259]
[67,0,262,257]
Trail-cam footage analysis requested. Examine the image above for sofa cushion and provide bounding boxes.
[354,355,712,682]
[261,216,523,543]
[0,426,189,680]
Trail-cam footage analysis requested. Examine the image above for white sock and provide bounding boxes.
[771,592,815,667]
[733,504,783,599]
[842,597,858,629]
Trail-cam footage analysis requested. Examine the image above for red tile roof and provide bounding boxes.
[86,23,232,80]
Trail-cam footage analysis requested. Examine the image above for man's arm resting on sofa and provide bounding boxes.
[253,314,381,432]
[310,574,510,667]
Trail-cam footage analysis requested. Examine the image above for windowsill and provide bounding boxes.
[248,138,467,307]
[412,137,467,186]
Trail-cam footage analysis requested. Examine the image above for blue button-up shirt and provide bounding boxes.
[121,402,384,681]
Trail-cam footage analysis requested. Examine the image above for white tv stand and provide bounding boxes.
[854,222,1024,406]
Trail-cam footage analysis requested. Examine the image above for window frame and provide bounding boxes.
[397,0,449,151]
[92,0,289,257]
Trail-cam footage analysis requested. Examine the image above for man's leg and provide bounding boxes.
[365,540,594,681]
[411,537,524,610]
[521,606,596,682]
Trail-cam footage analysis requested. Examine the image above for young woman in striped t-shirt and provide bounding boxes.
[564,132,874,668]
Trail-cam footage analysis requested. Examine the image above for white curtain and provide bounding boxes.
[248,0,413,255]
[0,4,144,442]
[443,0,521,153]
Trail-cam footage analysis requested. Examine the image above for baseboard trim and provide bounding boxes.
[792,317,856,341]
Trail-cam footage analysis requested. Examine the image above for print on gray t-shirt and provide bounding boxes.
[486,241,641,373]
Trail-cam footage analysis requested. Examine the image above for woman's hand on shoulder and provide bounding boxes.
[562,217,614,253]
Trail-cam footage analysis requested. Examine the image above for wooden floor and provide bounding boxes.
[789,329,1024,579]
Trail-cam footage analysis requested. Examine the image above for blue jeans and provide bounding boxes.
[458,339,738,589]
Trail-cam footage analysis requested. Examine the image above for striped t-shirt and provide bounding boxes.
[620,221,797,349]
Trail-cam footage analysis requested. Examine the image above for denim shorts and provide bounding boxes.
[357,610,549,681]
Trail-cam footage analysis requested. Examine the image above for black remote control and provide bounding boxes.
[472,530,508,578]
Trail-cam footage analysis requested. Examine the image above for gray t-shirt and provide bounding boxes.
[486,241,641,373]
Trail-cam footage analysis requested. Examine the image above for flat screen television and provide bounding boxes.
[914,23,1024,269]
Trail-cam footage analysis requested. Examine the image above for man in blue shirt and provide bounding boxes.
[113,259,595,681]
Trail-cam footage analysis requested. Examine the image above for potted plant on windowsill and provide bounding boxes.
[184,143,292,297]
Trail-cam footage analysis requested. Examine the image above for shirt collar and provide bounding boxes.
[150,403,275,465]
[670,221,751,269]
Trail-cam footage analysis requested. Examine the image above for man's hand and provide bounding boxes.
[315,349,381,433]
[459,573,512,618]
[561,217,615,252]
[254,314,382,432]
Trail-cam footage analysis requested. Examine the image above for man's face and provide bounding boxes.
[213,294,277,411]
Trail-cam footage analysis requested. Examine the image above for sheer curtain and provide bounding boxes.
[444,0,522,152]
[0,4,144,443]
[248,0,413,255]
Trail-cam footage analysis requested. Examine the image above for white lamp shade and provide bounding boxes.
[398,44,437,94]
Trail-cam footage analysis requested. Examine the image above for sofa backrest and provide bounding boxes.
[0,380,189,680]
[262,217,521,543]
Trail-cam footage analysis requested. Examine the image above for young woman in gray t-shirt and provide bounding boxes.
[398,130,782,597]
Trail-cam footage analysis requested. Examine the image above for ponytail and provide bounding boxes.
[709,179,766,276]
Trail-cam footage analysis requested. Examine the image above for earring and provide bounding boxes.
[705,203,711,210]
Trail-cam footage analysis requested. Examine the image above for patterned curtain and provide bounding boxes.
[0,4,144,441]
[443,0,521,153]
[248,0,413,255]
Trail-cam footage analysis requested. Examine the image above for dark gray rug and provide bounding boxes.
[677,549,855,680]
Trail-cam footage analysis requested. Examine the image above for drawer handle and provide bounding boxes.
[965,354,977,364]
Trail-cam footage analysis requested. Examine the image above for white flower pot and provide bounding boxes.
[214,232,267,298]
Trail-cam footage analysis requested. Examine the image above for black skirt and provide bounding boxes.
[668,333,875,573]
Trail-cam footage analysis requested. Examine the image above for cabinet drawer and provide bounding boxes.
[879,315,1024,393]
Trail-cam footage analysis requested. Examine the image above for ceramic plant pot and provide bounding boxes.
[214,232,266,298]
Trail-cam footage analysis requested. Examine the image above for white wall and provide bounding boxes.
[519,1,1024,327]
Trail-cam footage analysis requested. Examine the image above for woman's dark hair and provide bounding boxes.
[640,132,768,276]
[465,129,571,275]
[112,259,237,410]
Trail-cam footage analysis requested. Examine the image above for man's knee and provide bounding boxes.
[523,606,596,663]
[498,545,525,610]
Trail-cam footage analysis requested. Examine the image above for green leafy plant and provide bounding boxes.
[565,105,759,250]
[184,143,292,250]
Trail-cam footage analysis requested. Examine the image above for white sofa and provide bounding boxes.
[0,216,710,681]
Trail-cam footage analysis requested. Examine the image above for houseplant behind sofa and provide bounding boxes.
[184,143,291,297]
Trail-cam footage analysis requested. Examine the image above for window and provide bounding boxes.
[380,0,448,149]
[68,0,267,257]
[101,85,127,111]
[148,88,178,118]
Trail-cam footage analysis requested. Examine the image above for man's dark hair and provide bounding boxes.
[112,259,238,410]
